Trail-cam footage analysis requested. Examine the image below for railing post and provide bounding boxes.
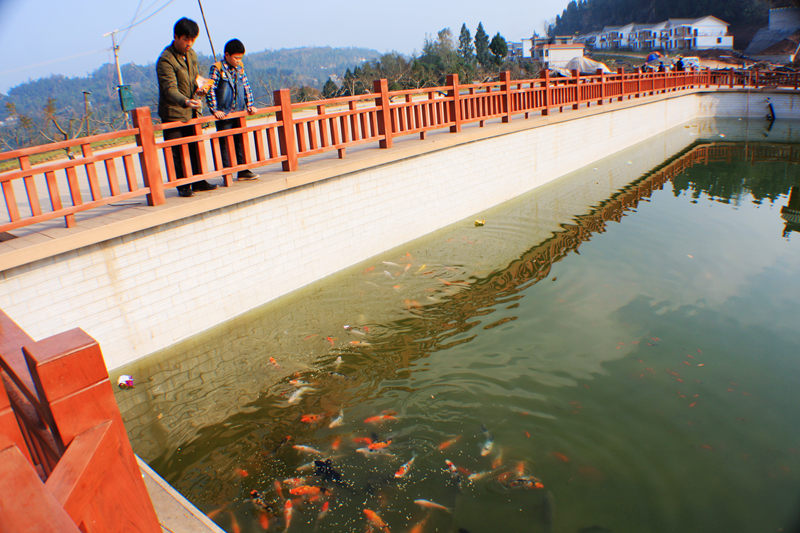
[597,68,605,105]
[131,107,165,207]
[754,68,760,89]
[542,69,551,116]
[637,68,642,97]
[572,69,580,110]
[373,79,393,148]
[0,378,30,461]
[446,73,462,133]
[501,71,512,123]
[274,88,298,171]
[24,329,160,532]
[617,67,624,101]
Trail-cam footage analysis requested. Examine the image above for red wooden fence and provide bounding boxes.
[0,310,160,532]
[1,68,798,234]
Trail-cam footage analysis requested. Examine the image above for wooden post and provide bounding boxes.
[24,329,160,532]
[446,73,462,133]
[501,71,512,123]
[0,378,30,461]
[131,107,165,206]
[636,68,642,98]
[274,89,298,171]
[542,69,551,116]
[597,68,605,105]
[617,67,624,101]
[373,79,393,149]
[572,69,580,110]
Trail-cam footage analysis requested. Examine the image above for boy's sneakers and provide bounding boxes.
[238,170,258,181]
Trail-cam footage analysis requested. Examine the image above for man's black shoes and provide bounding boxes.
[192,180,217,192]
[238,170,258,180]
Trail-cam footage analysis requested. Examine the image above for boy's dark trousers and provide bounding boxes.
[215,118,246,169]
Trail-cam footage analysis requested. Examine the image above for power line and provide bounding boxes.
[115,0,177,35]
[0,48,108,76]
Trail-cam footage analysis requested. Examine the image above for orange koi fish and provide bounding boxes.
[551,452,570,463]
[282,477,306,487]
[408,516,428,533]
[363,509,390,533]
[234,468,249,478]
[274,480,285,499]
[330,435,342,451]
[394,455,416,478]
[269,357,280,368]
[364,411,398,424]
[325,336,335,346]
[317,501,330,522]
[439,435,461,450]
[228,511,242,533]
[413,499,451,513]
[300,413,324,424]
[368,439,392,450]
[206,504,227,520]
[283,500,293,531]
[289,485,327,497]
[258,511,270,530]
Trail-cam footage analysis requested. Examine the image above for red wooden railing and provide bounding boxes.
[0,310,160,532]
[2,68,799,233]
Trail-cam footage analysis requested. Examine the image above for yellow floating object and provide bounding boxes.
[474,219,485,227]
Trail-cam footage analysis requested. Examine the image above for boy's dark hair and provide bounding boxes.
[173,17,199,39]
[224,39,246,55]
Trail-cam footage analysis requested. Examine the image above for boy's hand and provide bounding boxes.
[213,110,226,119]
[185,99,202,109]
[247,106,256,115]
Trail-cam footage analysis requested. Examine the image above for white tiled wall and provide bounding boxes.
[1,91,796,370]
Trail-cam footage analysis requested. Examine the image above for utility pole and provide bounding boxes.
[102,29,131,128]
[82,91,92,136]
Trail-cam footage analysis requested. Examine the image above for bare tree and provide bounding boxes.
[40,98,86,159]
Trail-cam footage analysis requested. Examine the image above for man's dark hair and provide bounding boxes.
[224,39,246,55]
[173,17,199,39]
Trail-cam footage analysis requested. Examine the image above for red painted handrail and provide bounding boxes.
[0,310,160,531]
[1,68,798,234]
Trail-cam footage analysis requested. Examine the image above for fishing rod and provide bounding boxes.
[197,0,217,62]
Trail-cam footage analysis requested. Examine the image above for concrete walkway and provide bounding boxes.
[138,457,225,533]
[0,87,723,274]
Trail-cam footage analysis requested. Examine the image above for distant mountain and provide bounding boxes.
[0,46,381,148]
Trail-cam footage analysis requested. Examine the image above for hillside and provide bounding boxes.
[0,46,380,150]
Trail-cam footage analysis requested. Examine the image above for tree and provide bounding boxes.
[322,78,338,98]
[458,23,474,62]
[489,33,508,65]
[475,23,491,67]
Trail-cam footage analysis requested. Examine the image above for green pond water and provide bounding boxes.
[116,118,800,533]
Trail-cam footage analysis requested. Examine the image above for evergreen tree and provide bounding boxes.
[458,23,474,62]
[489,33,508,65]
[475,22,491,67]
[322,78,338,98]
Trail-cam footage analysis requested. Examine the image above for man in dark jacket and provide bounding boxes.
[156,17,216,197]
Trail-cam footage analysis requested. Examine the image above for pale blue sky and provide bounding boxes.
[0,0,571,94]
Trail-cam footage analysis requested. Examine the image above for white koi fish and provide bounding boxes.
[287,386,313,405]
[480,424,494,456]
[328,409,344,428]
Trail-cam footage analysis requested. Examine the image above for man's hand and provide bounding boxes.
[213,110,226,119]
[247,106,256,115]
[185,99,202,109]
